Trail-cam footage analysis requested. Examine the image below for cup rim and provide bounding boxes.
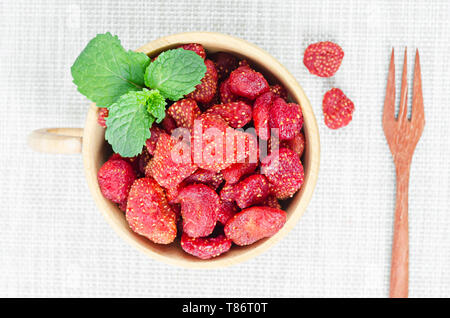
[82,32,320,268]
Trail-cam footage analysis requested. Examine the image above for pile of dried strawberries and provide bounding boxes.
[97,43,306,259]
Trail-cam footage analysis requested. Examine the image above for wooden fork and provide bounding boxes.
[383,48,425,298]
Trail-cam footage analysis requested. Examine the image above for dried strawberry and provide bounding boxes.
[187,59,218,103]
[221,162,258,185]
[233,174,270,209]
[206,101,252,128]
[98,158,136,204]
[219,78,247,104]
[263,195,281,209]
[253,91,277,140]
[228,66,269,100]
[211,52,239,81]
[145,126,165,156]
[178,43,206,59]
[217,200,239,225]
[270,84,288,100]
[224,206,286,246]
[126,178,177,244]
[181,233,232,259]
[167,98,201,130]
[97,107,108,128]
[238,59,249,67]
[269,98,303,140]
[161,114,177,134]
[191,111,257,172]
[303,41,344,77]
[220,183,236,203]
[199,90,220,111]
[149,133,197,190]
[204,58,218,81]
[169,203,181,220]
[280,131,306,157]
[261,147,304,199]
[184,168,223,190]
[191,113,229,171]
[322,88,354,129]
[137,148,151,176]
[175,184,220,238]
[164,181,184,204]
[226,130,259,167]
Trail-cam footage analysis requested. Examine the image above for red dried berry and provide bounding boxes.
[161,114,178,134]
[97,158,136,204]
[217,200,239,225]
[219,78,247,104]
[303,41,344,77]
[97,107,108,128]
[191,113,230,172]
[184,168,224,190]
[175,184,220,238]
[268,98,303,140]
[126,178,177,244]
[263,195,281,209]
[149,133,197,190]
[280,131,306,157]
[164,181,185,204]
[137,148,151,176]
[199,90,220,111]
[238,59,249,67]
[206,101,252,128]
[228,66,270,100]
[169,203,181,221]
[322,88,354,129]
[220,183,236,203]
[179,43,206,59]
[233,174,270,209]
[211,52,239,81]
[167,98,201,130]
[270,84,288,100]
[205,58,219,82]
[187,59,218,103]
[224,206,286,246]
[253,91,277,140]
[192,113,257,172]
[227,130,259,167]
[221,162,258,185]
[261,147,304,199]
[145,126,165,156]
[181,233,232,259]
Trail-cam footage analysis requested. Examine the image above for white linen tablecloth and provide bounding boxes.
[1,0,449,297]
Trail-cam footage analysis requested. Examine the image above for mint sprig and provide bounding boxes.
[71,33,207,157]
[144,48,206,101]
[105,89,166,157]
[71,32,150,107]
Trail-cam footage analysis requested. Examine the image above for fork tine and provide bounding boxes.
[383,48,396,123]
[398,48,408,122]
[412,49,424,123]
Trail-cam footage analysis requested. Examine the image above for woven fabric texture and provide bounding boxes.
[1,0,449,297]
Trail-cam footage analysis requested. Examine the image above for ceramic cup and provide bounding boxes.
[28,32,320,268]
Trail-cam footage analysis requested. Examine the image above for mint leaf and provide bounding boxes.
[145,89,166,123]
[105,90,155,157]
[144,48,206,101]
[71,32,150,107]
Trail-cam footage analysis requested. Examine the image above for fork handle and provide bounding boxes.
[390,163,410,298]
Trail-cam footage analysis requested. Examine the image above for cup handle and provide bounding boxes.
[28,128,84,154]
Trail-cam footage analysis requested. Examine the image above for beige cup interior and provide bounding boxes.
[82,32,320,268]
